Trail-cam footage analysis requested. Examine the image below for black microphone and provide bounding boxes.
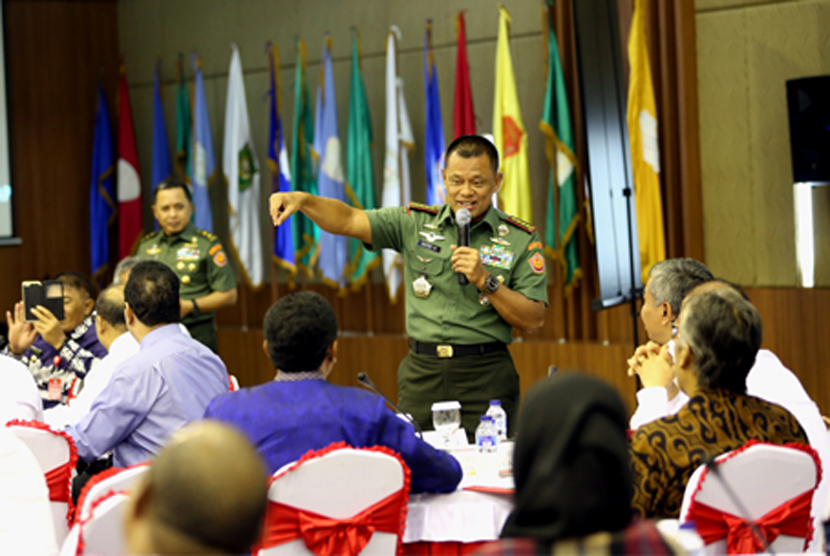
[357,372,423,438]
[702,453,774,555]
[456,208,472,286]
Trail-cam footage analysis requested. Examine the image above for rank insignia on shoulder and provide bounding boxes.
[407,202,439,215]
[199,229,218,241]
[506,215,536,233]
[528,252,546,274]
[208,244,222,256]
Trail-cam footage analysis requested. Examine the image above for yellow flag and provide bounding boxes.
[627,0,666,283]
[493,6,532,223]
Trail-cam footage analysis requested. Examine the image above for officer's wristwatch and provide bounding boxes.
[483,273,501,294]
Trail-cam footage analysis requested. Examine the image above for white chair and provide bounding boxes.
[253,443,411,556]
[59,463,150,556]
[679,441,820,554]
[72,491,130,555]
[6,419,76,546]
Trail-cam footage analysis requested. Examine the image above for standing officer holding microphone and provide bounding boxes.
[269,135,547,438]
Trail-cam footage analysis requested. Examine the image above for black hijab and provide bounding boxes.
[500,373,633,544]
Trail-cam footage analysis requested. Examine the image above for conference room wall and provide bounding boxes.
[696,0,830,286]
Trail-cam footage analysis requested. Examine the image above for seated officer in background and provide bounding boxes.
[136,180,237,353]
[4,271,106,408]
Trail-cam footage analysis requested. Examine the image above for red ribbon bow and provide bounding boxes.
[689,489,814,554]
[258,489,406,556]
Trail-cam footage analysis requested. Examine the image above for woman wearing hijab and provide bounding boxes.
[479,373,680,555]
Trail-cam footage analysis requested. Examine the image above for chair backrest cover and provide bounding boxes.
[6,419,77,545]
[75,491,130,555]
[228,374,240,391]
[680,440,820,554]
[253,442,411,556]
[74,462,149,523]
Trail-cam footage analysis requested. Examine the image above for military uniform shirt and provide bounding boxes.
[366,203,548,345]
[135,222,236,323]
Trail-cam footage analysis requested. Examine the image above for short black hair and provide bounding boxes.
[96,285,126,328]
[263,291,337,373]
[444,135,499,174]
[153,179,193,204]
[56,271,96,301]
[124,261,180,327]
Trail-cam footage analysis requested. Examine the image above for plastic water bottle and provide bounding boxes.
[486,400,507,441]
[476,415,497,453]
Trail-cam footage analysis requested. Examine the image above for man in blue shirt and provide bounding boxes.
[205,291,462,494]
[67,261,229,468]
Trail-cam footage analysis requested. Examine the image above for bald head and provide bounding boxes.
[125,421,268,554]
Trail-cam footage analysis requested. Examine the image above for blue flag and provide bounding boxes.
[89,87,116,283]
[191,55,215,232]
[152,62,172,190]
[424,21,446,206]
[268,45,296,277]
[314,38,347,291]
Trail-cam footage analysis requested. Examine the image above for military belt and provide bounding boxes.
[408,339,507,359]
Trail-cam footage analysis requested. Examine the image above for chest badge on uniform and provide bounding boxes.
[416,255,433,264]
[498,224,509,237]
[177,245,200,261]
[423,223,442,231]
[489,237,511,247]
[146,244,161,256]
[413,275,433,298]
[480,244,515,270]
[419,231,444,243]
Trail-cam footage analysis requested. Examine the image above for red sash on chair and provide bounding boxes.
[259,489,407,556]
[690,489,813,554]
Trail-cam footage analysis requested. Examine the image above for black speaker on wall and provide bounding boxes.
[787,76,830,183]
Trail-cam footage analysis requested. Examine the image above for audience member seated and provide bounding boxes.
[0,427,58,555]
[4,272,106,408]
[66,260,229,468]
[477,374,681,556]
[0,353,43,424]
[123,420,267,555]
[627,258,712,428]
[630,287,807,519]
[113,255,141,285]
[44,284,138,429]
[204,291,462,494]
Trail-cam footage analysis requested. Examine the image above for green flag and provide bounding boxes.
[174,53,192,180]
[345,31,379,289]
[541,23,581,295]
[290,39,319,277]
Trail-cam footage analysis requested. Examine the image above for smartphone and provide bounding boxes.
[22,280,65,322]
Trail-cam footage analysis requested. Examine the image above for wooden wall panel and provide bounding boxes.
[0,0,119,312]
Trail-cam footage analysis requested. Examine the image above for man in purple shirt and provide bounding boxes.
[205,291,462,494]
[67,261,229,468]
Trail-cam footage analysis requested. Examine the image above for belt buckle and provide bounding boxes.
[436,345,454,358]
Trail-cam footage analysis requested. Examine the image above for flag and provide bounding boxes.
[89,87,116,283]
[313,37,348,291]
[174,54,191,179]
[152,61,173,191]
[290,39,319,277]
[493,6,532,224]
[191,54,215,232]
[224,44,264,289]
[117,65,143,258]
[541,16,581,294]
[382,27,415,303]
[345,31,379,289]
[453,11,476,138]
[627,0,665,283]
[267,44,296,277]
[424,20,446,206]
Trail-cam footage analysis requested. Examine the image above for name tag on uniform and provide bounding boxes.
[48,378,62,401]
[417,240,441,253]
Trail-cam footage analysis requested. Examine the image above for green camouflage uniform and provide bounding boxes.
[366,203,548,437]
[135,222,236,352]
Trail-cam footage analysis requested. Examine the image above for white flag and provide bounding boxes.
[382,27,414,303]
[223,44,264,288]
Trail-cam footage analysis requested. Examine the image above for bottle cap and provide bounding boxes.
[489,399,501,406]
[431,401,461,411]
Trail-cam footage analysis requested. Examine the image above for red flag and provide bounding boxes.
[117,67,143,258]
[453,11,476,138]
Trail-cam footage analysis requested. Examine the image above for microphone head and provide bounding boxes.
[456,208,472,226]
[357,372,368,383]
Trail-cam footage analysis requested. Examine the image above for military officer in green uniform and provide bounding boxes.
[136,180,238,353]
[269,135,547,437]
